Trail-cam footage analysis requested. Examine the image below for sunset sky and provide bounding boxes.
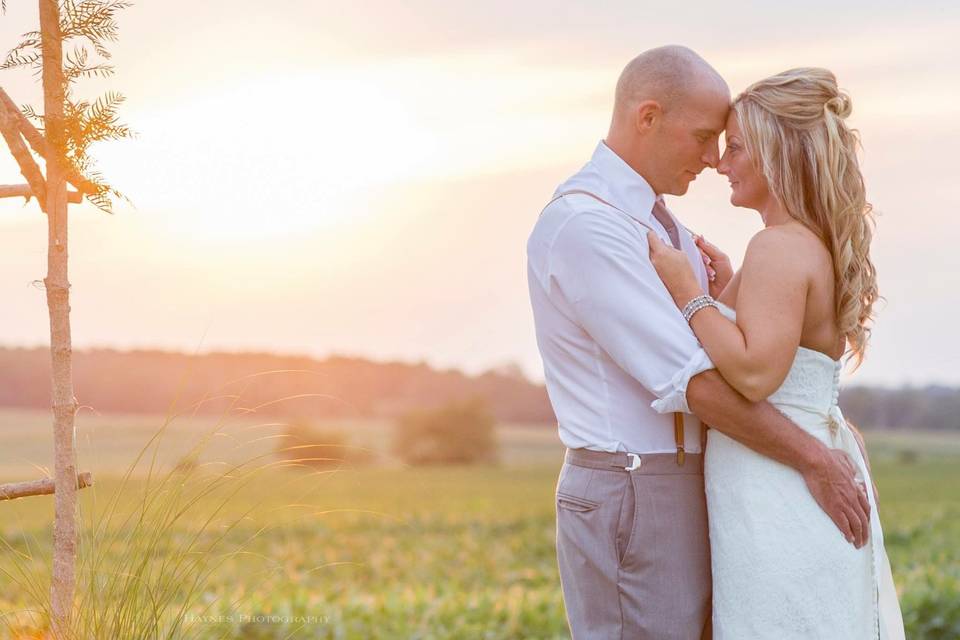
[0,0,958,387]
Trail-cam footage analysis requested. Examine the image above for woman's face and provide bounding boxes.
[717,110,770,210]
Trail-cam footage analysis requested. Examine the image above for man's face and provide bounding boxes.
[650,84,729,196]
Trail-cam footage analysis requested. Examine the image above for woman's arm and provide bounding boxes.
[717,268,741,308]
[648,227,808,402]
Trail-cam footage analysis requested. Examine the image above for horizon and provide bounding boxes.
[1,1,958,388]
[0,342,953,391]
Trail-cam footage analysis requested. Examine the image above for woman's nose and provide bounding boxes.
[716,153,731,175]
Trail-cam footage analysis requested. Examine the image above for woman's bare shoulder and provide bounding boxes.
[747,222,819,248]
[744,224,825,276]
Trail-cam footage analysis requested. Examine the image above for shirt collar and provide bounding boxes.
[589,140,658,224]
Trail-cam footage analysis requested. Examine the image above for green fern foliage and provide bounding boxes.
[1,0,135,214]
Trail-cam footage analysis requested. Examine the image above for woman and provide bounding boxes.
[647,68,905,639]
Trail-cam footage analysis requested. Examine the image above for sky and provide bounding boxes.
[0,0,958,387]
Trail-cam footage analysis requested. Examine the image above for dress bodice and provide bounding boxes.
[716,301,842,416]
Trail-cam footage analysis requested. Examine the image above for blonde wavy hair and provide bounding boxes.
[733,67,879,369]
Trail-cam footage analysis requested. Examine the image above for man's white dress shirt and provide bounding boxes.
[526,140,716,454]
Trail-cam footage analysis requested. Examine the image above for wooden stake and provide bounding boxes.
[0,86,100,196]
[0,471,93,501]
[0,96,47,210]
[39,1,79,637]
[0,183,82,203]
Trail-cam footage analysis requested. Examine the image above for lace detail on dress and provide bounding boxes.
[706,301,902,639]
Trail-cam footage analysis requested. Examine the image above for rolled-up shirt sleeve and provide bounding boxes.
[548,203,715,414]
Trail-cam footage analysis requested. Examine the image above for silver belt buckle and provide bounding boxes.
[624,453,642,471]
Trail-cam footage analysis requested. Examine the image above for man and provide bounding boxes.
[525,45,871,639]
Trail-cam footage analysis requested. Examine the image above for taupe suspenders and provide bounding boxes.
[542,189,707,468]
[541,189,698,236]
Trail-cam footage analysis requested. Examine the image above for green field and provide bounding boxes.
[0,409,958,639]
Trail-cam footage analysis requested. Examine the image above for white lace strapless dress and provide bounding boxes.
[706,302,905,639]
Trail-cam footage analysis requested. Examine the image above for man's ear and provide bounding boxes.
[633,100,663,134]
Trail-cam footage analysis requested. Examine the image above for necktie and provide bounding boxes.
[651,196,681,250]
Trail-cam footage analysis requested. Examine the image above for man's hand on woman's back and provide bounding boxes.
[801,446,871,548]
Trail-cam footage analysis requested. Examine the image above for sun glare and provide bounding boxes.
[84,54,610,244]
[92,68,448,242]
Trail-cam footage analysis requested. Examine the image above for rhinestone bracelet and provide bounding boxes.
[681,294,712,319]
[682,296,717,322]
[682,294,718,323]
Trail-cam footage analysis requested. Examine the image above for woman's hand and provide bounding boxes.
[694,234,734,299]
[647,230,702,308]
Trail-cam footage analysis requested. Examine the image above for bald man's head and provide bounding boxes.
[603,45,730,196]
[613,45,729,121]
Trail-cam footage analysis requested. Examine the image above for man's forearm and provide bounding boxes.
[687,369,828,473]
[686,369,872,548]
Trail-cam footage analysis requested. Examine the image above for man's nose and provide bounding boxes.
[702,141,720,169]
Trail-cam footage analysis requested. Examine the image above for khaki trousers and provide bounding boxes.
[556,448,711,639]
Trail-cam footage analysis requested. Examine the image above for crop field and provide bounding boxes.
[0,409,957,639]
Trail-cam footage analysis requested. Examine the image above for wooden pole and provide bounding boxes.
[39,1,79,637]
[0,471,92,501]
[0,183,81,203]
[0,97,46,210]
[0,87,100,195]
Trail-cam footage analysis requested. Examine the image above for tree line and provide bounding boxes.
[0,346,955,430]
